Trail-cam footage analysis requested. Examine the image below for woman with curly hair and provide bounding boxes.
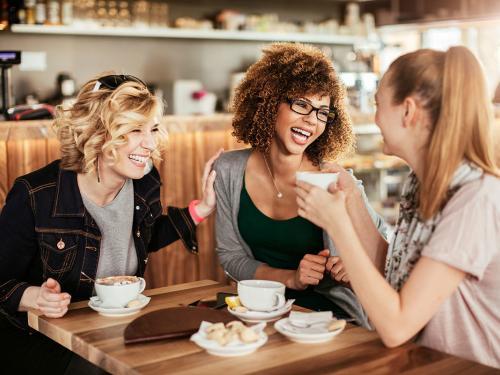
[297,47,500,367]
[214,43,387,325]
[0,73,221,373]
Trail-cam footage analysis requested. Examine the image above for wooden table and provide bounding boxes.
[28,280,495,374]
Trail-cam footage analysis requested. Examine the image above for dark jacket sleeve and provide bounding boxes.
[147,206,198,254]
[0,179,37,327]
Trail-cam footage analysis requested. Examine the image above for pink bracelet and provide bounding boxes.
[188,200,205,224]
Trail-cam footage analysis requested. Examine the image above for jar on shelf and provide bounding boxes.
[61,0,73,26]
[35,0,46,25]
[133,0,150,28]
[46,0,60,25]
[116,1,131,27]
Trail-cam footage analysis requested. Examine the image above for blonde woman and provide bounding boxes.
[296,47,500,368]
[0,74,221,373]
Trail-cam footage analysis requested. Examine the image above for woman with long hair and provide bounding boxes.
[296,46,500,368]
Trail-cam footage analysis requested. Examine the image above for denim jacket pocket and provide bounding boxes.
[38,232,79,276]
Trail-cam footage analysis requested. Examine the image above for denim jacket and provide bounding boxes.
[0,160,198,329]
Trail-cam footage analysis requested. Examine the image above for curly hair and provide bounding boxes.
[53,73,166,174]
[231,42,354,165]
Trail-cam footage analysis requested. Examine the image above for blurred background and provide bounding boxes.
[1,0,499,287]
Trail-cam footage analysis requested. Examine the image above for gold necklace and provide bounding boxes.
[262,153,302,199]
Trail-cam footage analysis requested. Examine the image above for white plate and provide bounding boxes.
[227,300,293,323]
[190,322,268,357]
[274,317,345,344]
[88,294,150,317]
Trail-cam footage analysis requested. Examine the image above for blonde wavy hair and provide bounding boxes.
[387,47,499,219]
[53,73,166,174]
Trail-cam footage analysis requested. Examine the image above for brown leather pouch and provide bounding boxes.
[124,306,236,344]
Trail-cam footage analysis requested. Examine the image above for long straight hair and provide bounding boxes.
[388,47,498,220]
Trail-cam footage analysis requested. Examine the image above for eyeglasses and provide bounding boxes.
[93,74,148,92]
[287,98,336,124]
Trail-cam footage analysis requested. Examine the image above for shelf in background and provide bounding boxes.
[10,24,367,45]
[353,123,380,135]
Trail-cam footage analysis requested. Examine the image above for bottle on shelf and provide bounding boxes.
[61,0,73,26]
[35,0,46,25]
[46,0,60,25]
[0,0,8,29]
[25,0,36,24]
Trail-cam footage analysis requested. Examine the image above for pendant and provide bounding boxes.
[57,239,65,250]
[277,192,283,199]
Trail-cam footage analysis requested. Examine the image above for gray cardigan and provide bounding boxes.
[213,148,389,328]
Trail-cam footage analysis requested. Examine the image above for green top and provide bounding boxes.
[238,181,345,313]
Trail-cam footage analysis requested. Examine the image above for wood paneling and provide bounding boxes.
[0,115,238,289]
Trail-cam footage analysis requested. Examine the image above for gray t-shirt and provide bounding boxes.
[82,179,138,278]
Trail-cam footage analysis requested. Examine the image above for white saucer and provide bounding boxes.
[274,317,345,344]
[227,300,294,323]
[88,294,150,317]
[191,322,268,357]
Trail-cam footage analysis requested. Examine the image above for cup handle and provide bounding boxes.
[274,293,286,309]
[138,277,146,294]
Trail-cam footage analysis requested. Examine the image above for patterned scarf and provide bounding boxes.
[385,161,484,291]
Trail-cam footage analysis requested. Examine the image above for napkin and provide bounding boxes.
[288,311,333,325]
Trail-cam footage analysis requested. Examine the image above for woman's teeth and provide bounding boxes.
[291,127,311,143]
[129,154,148,164]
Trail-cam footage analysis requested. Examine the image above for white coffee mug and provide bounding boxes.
[94,276,146,308]
[237,280,286,312]
[296,171,339,190]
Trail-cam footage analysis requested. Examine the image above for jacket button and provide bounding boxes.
[136,206,140,210]
[136,230,141,237]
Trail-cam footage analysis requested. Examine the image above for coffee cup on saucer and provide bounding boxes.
[296,171,339,190]
[94,275,146,308]
[237,280,286,312]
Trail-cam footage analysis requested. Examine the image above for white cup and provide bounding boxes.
[94,276,146,308]
[237,280,286,312]
[296,171,339,190]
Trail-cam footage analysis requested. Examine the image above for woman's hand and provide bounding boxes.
[19,278,71,318]
[295,180,350,233]
[288,249,330,290]
[320,163,359,200]
[194,148,224,219]
[326,256,350,283]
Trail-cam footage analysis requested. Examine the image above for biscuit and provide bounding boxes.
[126,299,141,308]
[328,319,346,332]
[240,327,259,343]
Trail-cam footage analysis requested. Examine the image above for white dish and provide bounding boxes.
[88,294,150,317]
[190,321,267,357]
[274,317,345,344]
[227,300,294,323]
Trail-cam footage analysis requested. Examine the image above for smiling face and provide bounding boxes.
[100,117,162,182]
[272,93,330,156]
[374,75,407,157]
